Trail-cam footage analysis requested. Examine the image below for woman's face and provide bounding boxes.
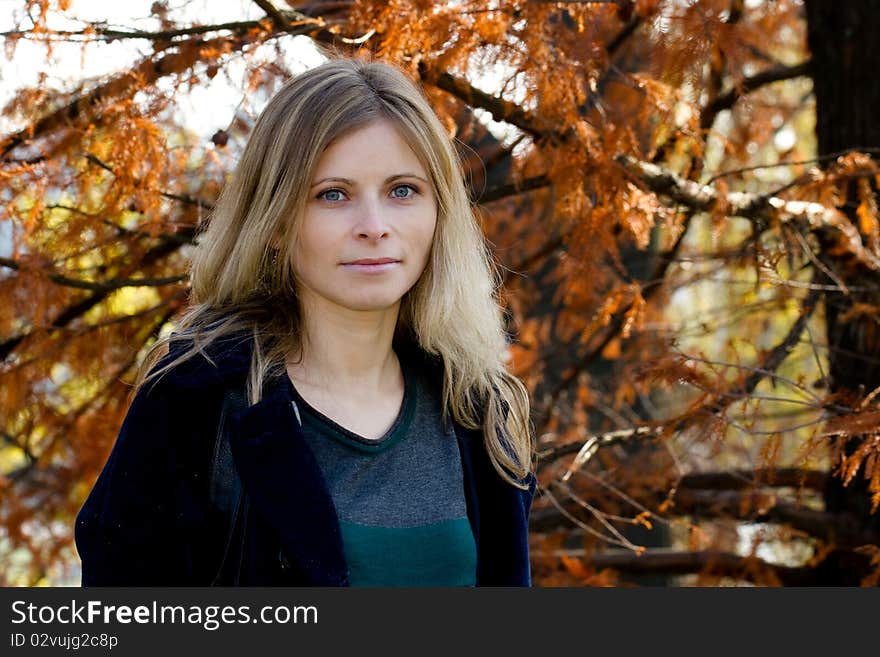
[290,119,438,315]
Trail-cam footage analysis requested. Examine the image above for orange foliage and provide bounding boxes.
[2,0,878,587]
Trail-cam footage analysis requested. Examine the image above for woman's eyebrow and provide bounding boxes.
[310,173,430,188]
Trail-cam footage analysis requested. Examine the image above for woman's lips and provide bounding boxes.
[341,261,400,273]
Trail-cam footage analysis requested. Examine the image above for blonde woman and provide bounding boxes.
[75,56,538,587]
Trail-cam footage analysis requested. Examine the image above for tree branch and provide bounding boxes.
[530,487,878,548]
[533,147,863,430]
[673,488,878,547]
[678,467,827,492]
[536,425,662,463]
[617,155,880,271]
[0,234,190,361]
[699,0,742,132]
[709,277,823,414]
[1,7,336,159]
[1,20,270,42]
[5,300,181,487]
[539,272,822,479]
[0,257,187,292]
[2,36,242,158]
[531,548,814,585]
[403,66,876,283]
[505,235,566,282]
[704,60,812,120]
[477,174,549,204]
[418,62,550,140]
[83,152,214,212]
[606,15,641,56]
[253,0,293,30]
[533,207,700,431]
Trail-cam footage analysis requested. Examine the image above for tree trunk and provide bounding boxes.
[804,0,880,585]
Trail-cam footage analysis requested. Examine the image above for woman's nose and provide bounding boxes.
[355,196,390,239]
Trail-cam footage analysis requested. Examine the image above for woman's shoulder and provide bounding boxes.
[145,329,254,391]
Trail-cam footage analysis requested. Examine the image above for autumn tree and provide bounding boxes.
[2,0,879,586]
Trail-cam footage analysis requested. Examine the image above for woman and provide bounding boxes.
[75,56,537,586]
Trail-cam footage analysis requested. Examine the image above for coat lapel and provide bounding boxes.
[227,375,350,586]
[457,424,534,586]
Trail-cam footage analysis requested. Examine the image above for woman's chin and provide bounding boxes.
[334,296,404,313]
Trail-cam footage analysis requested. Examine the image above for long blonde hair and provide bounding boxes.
[135,55,534,487]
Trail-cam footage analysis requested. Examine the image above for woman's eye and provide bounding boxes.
[318,189,346,202]
[391,184,417,199]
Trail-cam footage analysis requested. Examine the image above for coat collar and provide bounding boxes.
[228,376,351,585]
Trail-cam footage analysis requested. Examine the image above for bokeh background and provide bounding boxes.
[2,0,880,586]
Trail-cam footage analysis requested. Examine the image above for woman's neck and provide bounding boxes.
[287,299,402,393]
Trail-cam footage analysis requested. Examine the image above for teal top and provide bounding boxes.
[291,354,477,586]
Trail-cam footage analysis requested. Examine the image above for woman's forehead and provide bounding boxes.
[312,120,429,179]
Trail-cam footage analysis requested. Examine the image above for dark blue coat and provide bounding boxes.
[75,330,537,586]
